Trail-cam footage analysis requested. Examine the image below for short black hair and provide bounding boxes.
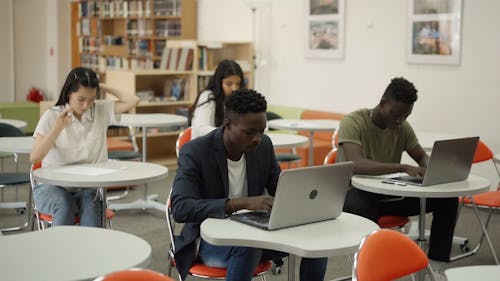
[381,77,418,105]
[224,89,267,118]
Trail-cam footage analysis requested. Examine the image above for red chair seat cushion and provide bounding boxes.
[38,209,114,223]
[462,191,500,207]
[189,260,272,278]
[378,216,409,229]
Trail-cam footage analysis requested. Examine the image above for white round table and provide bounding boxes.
[0,118,27,131]
[112,113,187,212]
[0,136,33,154]
[34,160,168,226]
[268,119,339,165]
[351,175,495,264]
[0,226,151,281]
[113,113,187,162]
[267,133,308,149]
[445,265,500,281]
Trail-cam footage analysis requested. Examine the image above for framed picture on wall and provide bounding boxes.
[407,0,462,64]
[304,0,345,59]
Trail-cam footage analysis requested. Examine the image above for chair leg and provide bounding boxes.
[470,203,499,264]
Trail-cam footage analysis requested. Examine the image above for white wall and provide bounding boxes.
[0,0,14,102]
[0,0,71,103]
[13,0,48,101]
[200,0,500,152]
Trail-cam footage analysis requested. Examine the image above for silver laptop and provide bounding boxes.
[230,162,353,230]
[384,137,479,186]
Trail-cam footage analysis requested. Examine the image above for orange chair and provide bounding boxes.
[30,163,115,229]
[176,127,192,158]
[94,268,174,281]
[353,229,436,281]
[165,190,272,280]
[451,140,500,264]
[323,148,410,230]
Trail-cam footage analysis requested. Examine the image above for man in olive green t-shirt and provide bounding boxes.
[337,77,458,263]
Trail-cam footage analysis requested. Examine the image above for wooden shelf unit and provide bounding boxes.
[104,40,254,167]
[71,0,197,75]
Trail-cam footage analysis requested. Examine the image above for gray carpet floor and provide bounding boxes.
[1,155,499,280]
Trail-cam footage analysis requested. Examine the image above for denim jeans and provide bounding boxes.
[199,239,328,281]
[33,184,102,227]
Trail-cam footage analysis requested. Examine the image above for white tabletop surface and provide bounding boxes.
[0,226,151,281]
[445,265,500,281]
[201,213,378,258]
[267,133,308,149]
[113,113,187,128]
[351,174,490,198]
[268,119,339,132]
[494,153,500,164]
[0,136,33,153]
[416,131,466,150]
[33,160,168,188]
[0,118,27,130]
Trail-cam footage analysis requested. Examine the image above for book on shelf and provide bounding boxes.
[160,47,194,71]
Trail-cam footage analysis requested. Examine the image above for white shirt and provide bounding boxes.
[34,100,117,168]
[227,154,247,199]
[191,90,217,140]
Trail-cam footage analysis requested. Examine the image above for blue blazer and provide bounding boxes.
[171,126,280,280]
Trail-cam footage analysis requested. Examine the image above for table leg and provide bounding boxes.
[109,126,167,213]
[308,131,314,166]
[288,254,296,281]
[417,197,427,281]
[100,187,107,228]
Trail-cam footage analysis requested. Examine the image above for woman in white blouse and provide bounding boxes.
[190,60,246,139]
[30,67,139,227]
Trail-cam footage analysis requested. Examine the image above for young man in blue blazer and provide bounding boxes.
[171,89,328,281]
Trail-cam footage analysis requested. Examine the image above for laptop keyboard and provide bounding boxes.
[243,211,270,224]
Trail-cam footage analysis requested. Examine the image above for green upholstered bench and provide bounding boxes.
[0,102,39,134]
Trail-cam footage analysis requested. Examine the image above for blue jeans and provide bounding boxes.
[33,184,102,227]
[199,239,328,281]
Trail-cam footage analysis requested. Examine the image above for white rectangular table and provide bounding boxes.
[201,213,378,281]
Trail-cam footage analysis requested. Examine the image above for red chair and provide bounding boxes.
[323,148,410,230]
[451,140,500,264]
[94,268,174,281]
[353,229,436,281]
[30,163,115,229]
[176,127,192,158]
[165,189,272,280]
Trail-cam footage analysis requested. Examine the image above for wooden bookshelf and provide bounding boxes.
[71,0,197,76]
[104,41,253,167]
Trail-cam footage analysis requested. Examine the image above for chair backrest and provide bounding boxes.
[176,127,192,158]
[323,148,337,165]
[95,268,174,281]
[474,140,494,163]
[353,229,434,281]
[0,123,24,137]
[473,140,500,178]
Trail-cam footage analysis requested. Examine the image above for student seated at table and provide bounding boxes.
[30,67,139,227]
[336,77,458,269]
[171,89,328,281]
[190,59,245,140]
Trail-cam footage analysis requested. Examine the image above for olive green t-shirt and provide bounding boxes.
[336,108,419,164]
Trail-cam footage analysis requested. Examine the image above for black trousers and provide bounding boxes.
[343,188,458,262]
